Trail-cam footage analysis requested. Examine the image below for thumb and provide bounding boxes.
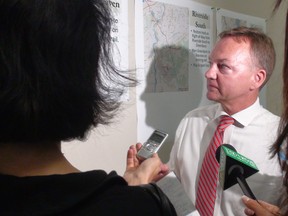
[126,146,135,170]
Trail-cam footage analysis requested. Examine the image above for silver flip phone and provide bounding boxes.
[137,129,168,160]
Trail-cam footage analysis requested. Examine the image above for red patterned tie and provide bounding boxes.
[195,115,234,216]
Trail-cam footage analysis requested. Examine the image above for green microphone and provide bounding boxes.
[215,144,258,200]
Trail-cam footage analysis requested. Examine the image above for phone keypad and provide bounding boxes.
[144,141,159,152]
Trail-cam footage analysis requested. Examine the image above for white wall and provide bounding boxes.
[62,0,285,175]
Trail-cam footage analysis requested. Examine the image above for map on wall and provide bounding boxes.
[143,1,189,93]
[216,8,266,34]
[221,16,247,30]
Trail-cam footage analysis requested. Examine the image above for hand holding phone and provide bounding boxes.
[137,130,168,160]
[125,144,168,184]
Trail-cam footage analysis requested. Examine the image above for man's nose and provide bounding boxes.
[205,65,217,80]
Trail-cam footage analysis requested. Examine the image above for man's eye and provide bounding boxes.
[217,63,229,70]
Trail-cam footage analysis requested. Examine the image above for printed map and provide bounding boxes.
[143,1,189,93]
[221,16,247,31]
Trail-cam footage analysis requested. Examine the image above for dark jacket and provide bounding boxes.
[0,170,176,216]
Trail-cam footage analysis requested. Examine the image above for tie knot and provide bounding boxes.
[218,115,234,131]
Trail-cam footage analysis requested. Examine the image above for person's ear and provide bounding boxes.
[250,69,266,90]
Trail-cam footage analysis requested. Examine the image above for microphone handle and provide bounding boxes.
[236,175,257,200]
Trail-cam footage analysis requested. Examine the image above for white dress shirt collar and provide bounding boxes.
[214,98,261,127]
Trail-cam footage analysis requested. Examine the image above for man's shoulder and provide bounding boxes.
[176,103,218,129]
[184,103,219,118]
[258,106,280,122]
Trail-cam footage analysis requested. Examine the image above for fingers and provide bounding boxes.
[242,196,280,216]
[257,200,281,215]
[160,163,169,174]
[129,145,139,166]
[126,146,135,170]
[244,207,255,216]
[126,145,140,169]
[124,144,168,185]
[136,143,142,152]
[143,153,161,168]
[143,153,166,182]
[242,196,261,216]
[141,153,161,171]
[149,159,169,182]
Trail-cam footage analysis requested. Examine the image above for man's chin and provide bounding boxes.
[206,93,219,102]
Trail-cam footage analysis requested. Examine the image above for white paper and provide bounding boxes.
[156,172,200,216]
[109,0,129,101]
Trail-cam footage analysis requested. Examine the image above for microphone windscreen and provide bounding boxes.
[215,144,236,162]
[216,144,259,190]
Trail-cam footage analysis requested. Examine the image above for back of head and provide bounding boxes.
[219,26,276,87]
[0,0,133,143]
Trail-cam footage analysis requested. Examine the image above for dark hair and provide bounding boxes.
[273,0,288,214]
[219,26,276,88]
[0,0,136,143]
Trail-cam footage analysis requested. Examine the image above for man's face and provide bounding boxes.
[205,37,259,107]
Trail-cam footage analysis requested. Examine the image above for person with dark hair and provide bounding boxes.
[167,26,284,215]
[0,0,176,215]
[242,1,288,215]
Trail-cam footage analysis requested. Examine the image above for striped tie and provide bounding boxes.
[195,115,234,216]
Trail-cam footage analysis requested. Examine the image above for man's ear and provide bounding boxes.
[250,69,266,90]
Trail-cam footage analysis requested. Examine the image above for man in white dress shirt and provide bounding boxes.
[168,26,284,216]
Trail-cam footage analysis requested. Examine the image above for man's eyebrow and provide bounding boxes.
[208,57,229,62]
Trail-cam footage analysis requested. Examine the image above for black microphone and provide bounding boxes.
[215,144,258,200]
